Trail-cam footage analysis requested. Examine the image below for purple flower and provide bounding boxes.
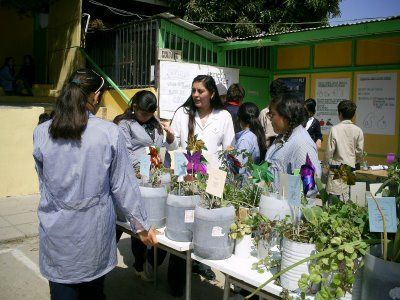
[300,154,316,195]
[184,151,207,175]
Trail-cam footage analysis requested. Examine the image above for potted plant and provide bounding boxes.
[165,135,206,242]
[361,157,400,300]
[138,146,171,228]
[192,142,237,260]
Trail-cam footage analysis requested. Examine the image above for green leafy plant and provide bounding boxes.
[375,158,400,263]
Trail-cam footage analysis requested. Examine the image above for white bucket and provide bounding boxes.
[234,234,253,258]
[280,237,316,292]
[259,194,293,221]
[139,185,167,228]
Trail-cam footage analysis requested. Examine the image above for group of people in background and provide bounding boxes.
[0,55,35,95]
[33,69,364,299]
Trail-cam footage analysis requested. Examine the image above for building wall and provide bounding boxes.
[48,0,84,90]
[273,36,400,164]
[0,8,34,69]
[0,107,44,197]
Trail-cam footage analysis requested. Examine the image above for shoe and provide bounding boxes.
[133,264,154,282]
[192,265,216,281]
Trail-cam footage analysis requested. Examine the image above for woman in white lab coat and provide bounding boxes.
[169,75,234,295]
[171,75,235,166]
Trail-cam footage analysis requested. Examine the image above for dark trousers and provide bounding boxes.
[116,228,166,270]
[116,227,185,295]
[49,276,105,300]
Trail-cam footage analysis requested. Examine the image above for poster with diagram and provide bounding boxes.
[355,73,397,135]
[315,78,351,133]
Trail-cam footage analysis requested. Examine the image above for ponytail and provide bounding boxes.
[237,102,267,159]
[49,69,105,140]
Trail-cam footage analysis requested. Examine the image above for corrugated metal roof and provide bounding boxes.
[155,12,225,42]
[234,15,400,41]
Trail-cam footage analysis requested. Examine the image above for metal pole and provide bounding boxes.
[223,274,230,300]
[185,250,192,300]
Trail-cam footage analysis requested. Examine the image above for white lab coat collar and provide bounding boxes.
[194,109,218,130]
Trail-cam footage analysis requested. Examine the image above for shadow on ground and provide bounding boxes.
[105,235,224,300]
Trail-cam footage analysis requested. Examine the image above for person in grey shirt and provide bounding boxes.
[265,94,321,193]
[33,69,158,299]
[113,90,177,282]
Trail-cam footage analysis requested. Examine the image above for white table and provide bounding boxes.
[192,252,283,300]
[116,221,193,300]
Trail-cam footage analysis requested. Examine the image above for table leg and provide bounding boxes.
[185,250,192,300]
[153,246,158,288]
[223,274,230,300]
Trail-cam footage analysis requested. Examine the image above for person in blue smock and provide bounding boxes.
[265,94,321,193]
[33,69,158,300]
[235,102,267,173]
[113,90,177,282]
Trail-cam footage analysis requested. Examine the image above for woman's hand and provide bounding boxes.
[138,228,160,246]
[161,121,175,144]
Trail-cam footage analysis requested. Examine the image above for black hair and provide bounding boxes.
[237,102,267,159]
[269,79,289,99]
[49,69,105,140]
[338,100,357,120]
[305,98,316,116]
[113,90,162,134]
[226,83,245,104]
[270,94,308,141]
[180,75,224,139]
[38,113,51,125]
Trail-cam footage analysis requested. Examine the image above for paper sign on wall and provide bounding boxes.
[367,197,397,233]
[206,168,227,198]
[174,152,187,176]
[315,78,351,133]
[355,73,397,135]
[139,155,151,179]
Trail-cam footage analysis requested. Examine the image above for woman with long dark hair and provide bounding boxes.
[114,90,177,168]
[33,69,157,299]
[114,90,176,281]
[265,94,321,192]
[236,102,267,166]
[171,75,235,166]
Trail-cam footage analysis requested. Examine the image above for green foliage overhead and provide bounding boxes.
[165,0,341,38]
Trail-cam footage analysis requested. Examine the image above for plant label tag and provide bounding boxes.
[211,226,224,237]
[279,172,289,200]
[159,147,167,163]
[206,168,227,198]
[174,152,187,176]
[184,210,195,223]
[367,197,397,233]
[287,174,301,206]
[139,155,150,179]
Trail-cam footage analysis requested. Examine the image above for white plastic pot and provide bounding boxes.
[165,194,200,242]
[280,237,316,292]
[259,194,293,221]
[139,185,167,228]
[234,234,253,258]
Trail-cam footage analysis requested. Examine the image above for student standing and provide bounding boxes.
[235,102,267,170]
[323,100,364,202]
[265,94,321,193]
[33,69,157,300]
[304,98,323,149]
[114,90,177,281]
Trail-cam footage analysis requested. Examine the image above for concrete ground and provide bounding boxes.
[0,194,227,300]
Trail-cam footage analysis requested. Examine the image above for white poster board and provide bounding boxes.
[315,78,351,133]
[355,73,397,135]
[159,61,240,119]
